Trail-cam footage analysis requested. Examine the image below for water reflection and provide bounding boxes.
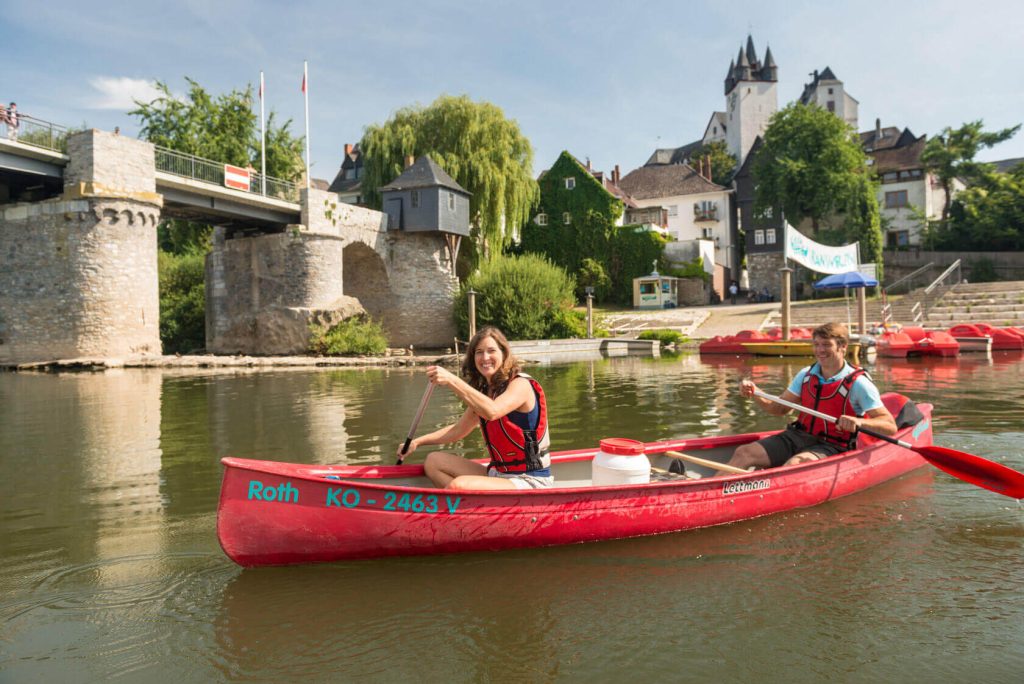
[2,354,1023,682]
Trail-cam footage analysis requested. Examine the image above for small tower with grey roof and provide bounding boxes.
[381,155,471,270]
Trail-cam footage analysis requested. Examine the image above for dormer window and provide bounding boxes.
[564,178,576,190]
[536,213,548,226]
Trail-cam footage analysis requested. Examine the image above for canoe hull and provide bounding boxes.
[218,405,934,567]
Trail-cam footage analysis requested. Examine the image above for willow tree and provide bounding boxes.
[360,95,538,263]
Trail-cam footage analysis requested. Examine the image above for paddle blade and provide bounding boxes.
[917,445,1024,499]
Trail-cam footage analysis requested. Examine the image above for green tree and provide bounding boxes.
[920,120,1020,223]
[130,78,304,253]
[360,95,538,263]
[689,140,737,186]
[946,165,1024,250]
[754,103,872,232]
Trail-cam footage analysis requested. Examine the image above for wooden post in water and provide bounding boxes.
[467,289,477,339]
[857,287,867,335]
[780,266,793,341]
[585,287,594,338]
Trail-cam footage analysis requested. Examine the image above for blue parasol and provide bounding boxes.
[813,271,879,290]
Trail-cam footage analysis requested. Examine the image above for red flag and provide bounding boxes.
[301,73,306,94]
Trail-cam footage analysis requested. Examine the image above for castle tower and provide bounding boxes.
[723,35,778,166]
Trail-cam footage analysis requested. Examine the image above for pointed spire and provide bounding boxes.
[735,46,751,81]
[724,58,736,95]
[746,35,758,67]
[726,58,735,80]
[762,45,778,81]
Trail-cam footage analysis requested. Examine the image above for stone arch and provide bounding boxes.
[342,240,394,330]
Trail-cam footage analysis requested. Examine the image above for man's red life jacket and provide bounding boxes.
[795,363,868,448]
[479,374,550,473]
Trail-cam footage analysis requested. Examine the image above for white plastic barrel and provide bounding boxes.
[591,437,651,486]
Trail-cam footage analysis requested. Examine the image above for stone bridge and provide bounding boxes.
[0,129,458,365]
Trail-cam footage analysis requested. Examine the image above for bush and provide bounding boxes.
[455,254,580,340]
[969,258,1000,283]
[637,329,687,347]
[309,317,388,356]
[576,257,612,301]
[158,249,206,354]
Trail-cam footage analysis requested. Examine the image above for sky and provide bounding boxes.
[6,0,1024,183]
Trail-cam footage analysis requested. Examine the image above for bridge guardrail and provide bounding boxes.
[6,115,71,153]
[154,146,300,203]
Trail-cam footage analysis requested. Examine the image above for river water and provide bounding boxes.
[1,352,1022,682]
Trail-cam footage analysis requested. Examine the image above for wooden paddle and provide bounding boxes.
[395,383,436,465]
[753,389,1024,499]
[664,450,748,475]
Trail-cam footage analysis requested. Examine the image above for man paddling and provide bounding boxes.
[729,322,897,470]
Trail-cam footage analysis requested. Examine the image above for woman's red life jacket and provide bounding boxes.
[795,363,868,448]
[479,374,551,473]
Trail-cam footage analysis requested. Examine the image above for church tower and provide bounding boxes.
[724,35,778,166]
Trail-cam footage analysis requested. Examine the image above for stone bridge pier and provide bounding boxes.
[0,130,162,365]
[206,187,458,354]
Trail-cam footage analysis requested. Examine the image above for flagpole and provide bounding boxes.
[259,70,266,196]
[303,60,311,190]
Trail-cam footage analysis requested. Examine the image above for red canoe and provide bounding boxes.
[217,394,933,567]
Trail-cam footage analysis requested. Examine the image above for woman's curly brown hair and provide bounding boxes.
[461,326,521,395]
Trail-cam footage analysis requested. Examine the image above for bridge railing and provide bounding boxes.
[8,115,71,153]
[154,146,300,202]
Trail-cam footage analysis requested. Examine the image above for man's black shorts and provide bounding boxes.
[757,427,846,467]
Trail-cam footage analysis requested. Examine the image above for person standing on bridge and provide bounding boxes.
[6,103,18,140]
[728,322,897,470]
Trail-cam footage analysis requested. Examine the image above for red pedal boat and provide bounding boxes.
[217,395,933,567]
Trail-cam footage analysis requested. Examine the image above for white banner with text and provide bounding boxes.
[784,224,858,274]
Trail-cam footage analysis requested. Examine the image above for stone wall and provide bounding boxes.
[747,251,787,301]
[208,188,458,353]
[1,130,162,365]
[0,197,161,364]
[883,249,1024,284]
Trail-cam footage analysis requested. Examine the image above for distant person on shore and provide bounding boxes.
[728,322,897,470]
[398,326,554,490]
[729,280,738,305]
[6,102,18,140]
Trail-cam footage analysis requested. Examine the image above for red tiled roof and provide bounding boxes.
[617,163,726,200]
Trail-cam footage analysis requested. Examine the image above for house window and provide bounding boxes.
[448,192,456,210]
[667,204,678,217]
[766,228,777,244]
[827,100,835,112]
[536,213,548,226]
[564,177,576,190]
[563,212,572,225]
[828,87,834,95]
[754,230,765,245]
[887,230,910,248]
[910,169,922,178]
[885,190,909,208]
[701,227,714,239]
[411,190,420,208]
[883,172,898,183]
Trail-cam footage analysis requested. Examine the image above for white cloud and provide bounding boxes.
[87,77,165,110]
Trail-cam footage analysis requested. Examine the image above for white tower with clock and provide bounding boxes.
[724,35,778,166]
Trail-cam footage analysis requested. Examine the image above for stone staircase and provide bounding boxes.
[921,281,1024,329]
[762,280,1024,331]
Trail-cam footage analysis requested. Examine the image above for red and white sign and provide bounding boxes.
[224,164,251,191]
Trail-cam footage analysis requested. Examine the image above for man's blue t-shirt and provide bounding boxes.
[787,363,883,415]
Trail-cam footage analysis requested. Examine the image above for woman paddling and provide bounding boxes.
[397,326,554,490]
